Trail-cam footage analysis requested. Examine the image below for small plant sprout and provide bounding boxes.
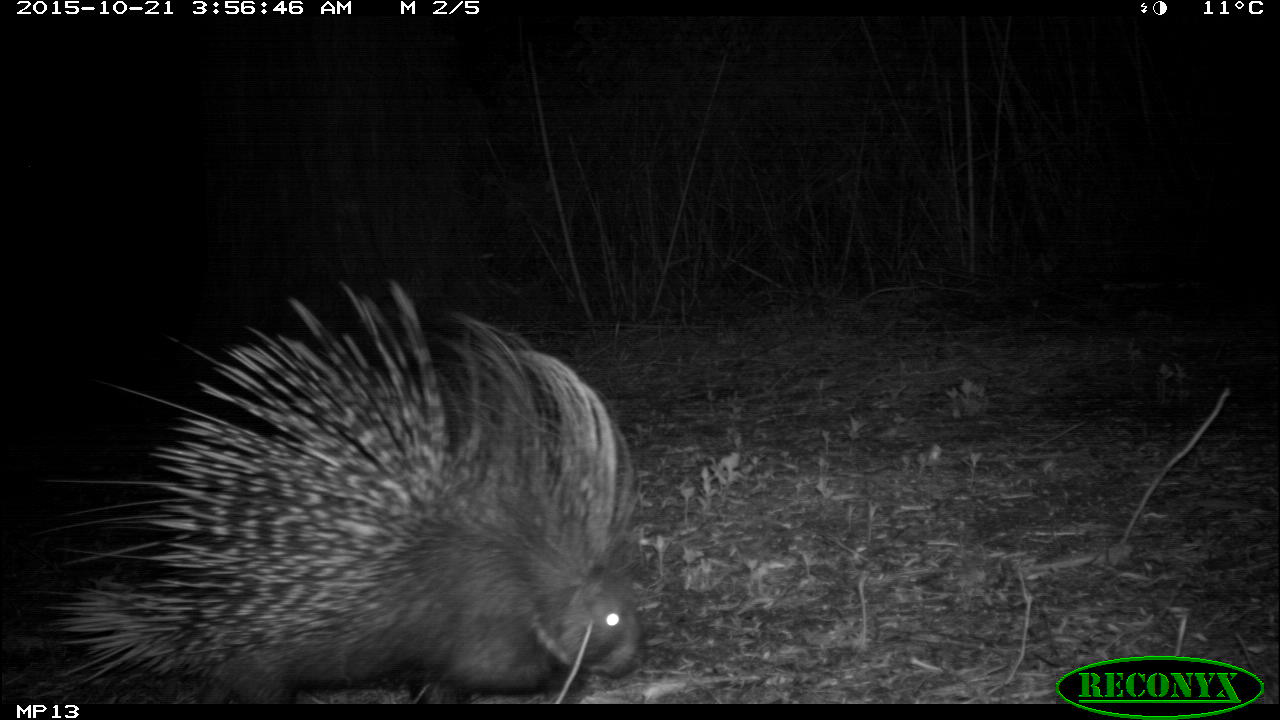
[848,416,864,442]
[947,378,988,418]
[964,451,982,483]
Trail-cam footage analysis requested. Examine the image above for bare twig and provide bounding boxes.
[1120,387,1231,545]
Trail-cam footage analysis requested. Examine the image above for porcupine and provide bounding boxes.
[63,284,639,703]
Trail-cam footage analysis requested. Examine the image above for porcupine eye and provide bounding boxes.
[583,594,639,677]
[593,594,627,629]
[595,591,635,639]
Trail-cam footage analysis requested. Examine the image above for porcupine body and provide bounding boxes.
[64,285,639,703]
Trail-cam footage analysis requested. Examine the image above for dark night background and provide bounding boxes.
[12,14,1268,421]
[7,11,1275,704]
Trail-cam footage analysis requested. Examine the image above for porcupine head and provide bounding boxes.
[410,522,642,698]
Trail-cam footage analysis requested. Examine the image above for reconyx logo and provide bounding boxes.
[1057,656,1263,718]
